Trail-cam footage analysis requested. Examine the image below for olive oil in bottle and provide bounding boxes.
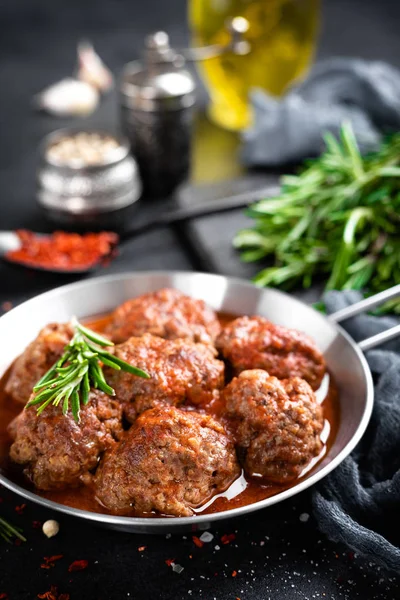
[189,0,320,131]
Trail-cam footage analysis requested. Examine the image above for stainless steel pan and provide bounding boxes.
[0,272,399,533]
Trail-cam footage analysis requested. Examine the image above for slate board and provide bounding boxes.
[175,175,320,304]
[176,174,277,276]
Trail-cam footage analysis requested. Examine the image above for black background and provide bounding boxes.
[1,1,400,598]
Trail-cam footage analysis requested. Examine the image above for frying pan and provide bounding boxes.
[0,271,399,533]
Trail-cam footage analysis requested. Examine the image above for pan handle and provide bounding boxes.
[328,283,400,351]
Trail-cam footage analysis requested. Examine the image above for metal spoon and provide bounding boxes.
[0,185,279,274]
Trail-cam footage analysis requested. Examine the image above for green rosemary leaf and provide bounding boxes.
[101,353,150,378]
[32,363,58,390]
[71,389,80,422]
[98,355,122,370]
[75,321,114,347]
[81,370,90,406]
[36,396,55,415]
[89,360,115,396]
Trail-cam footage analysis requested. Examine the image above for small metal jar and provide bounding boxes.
[120,33,196,198]
[37,129,142,228]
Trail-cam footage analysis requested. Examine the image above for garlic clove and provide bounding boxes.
[77,41,114,93]
[34,78,99,117]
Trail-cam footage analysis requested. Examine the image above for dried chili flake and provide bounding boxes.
[41,555,64,569]
[1,301,12,312]
[14,538,22,546]
[138,546,147,552]
[32,520,42,529]
[59,595,70,600]
[232,570,237,577]
[165,558,175,567]
[0,593,8,599]
[68,559,88,572]
[221,533,236,545]
[15,503,26,515]
[6,230,119,272]
[37,585,58,600]
[192,535,204,548]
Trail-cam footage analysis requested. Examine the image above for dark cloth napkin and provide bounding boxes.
[242,58,400,166]
[312,290,400,573]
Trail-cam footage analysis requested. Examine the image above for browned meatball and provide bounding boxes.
[105,288,220,345]
[106,333,225,422]
[223,370,324,483]
[216,316,325,390]
[5,323,72,404]
[95,406,240,517]
[8,390,123,490]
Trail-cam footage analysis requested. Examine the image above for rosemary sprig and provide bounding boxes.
[234,123,400,312]
[26,318,149,422]
[0,516,26,543]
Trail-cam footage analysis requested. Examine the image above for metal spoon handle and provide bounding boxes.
[119,185,280,243]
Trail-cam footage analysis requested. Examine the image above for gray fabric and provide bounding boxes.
[312,290,400,573]
[242,58,400,166]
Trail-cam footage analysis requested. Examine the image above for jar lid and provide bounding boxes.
[120,32,196,111]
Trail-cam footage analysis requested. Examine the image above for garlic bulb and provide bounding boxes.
[34,78,99,117]
[77,41,114,93]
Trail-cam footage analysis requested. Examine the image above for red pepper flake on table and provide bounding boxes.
[40,555,64,569]
[14,503,26,515]
[68,559,89,572]
[37,585,69,600]
[165,558,176,567]
[192,535,204,548]
[221,533,236,545]
[6,230,119,271]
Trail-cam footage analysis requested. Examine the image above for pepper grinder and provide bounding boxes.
[120,18,250,199]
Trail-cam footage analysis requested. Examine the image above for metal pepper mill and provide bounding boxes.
[120,18,250,198]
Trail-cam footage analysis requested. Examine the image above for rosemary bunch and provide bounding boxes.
[234,124,400,311]
[0,516,26,543]
[27,319,149,422]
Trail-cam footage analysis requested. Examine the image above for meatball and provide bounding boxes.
[6,323,72,404]
[95,406,240,517]
[8,390,123,490]
[223,370,324,483]
[216,316,325,390]
[105,288,220,345]
[106,333,225,422]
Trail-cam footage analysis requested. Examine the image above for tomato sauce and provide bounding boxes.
[0,312,340,517]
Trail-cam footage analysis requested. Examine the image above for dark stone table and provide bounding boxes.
[1,1,399,598]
